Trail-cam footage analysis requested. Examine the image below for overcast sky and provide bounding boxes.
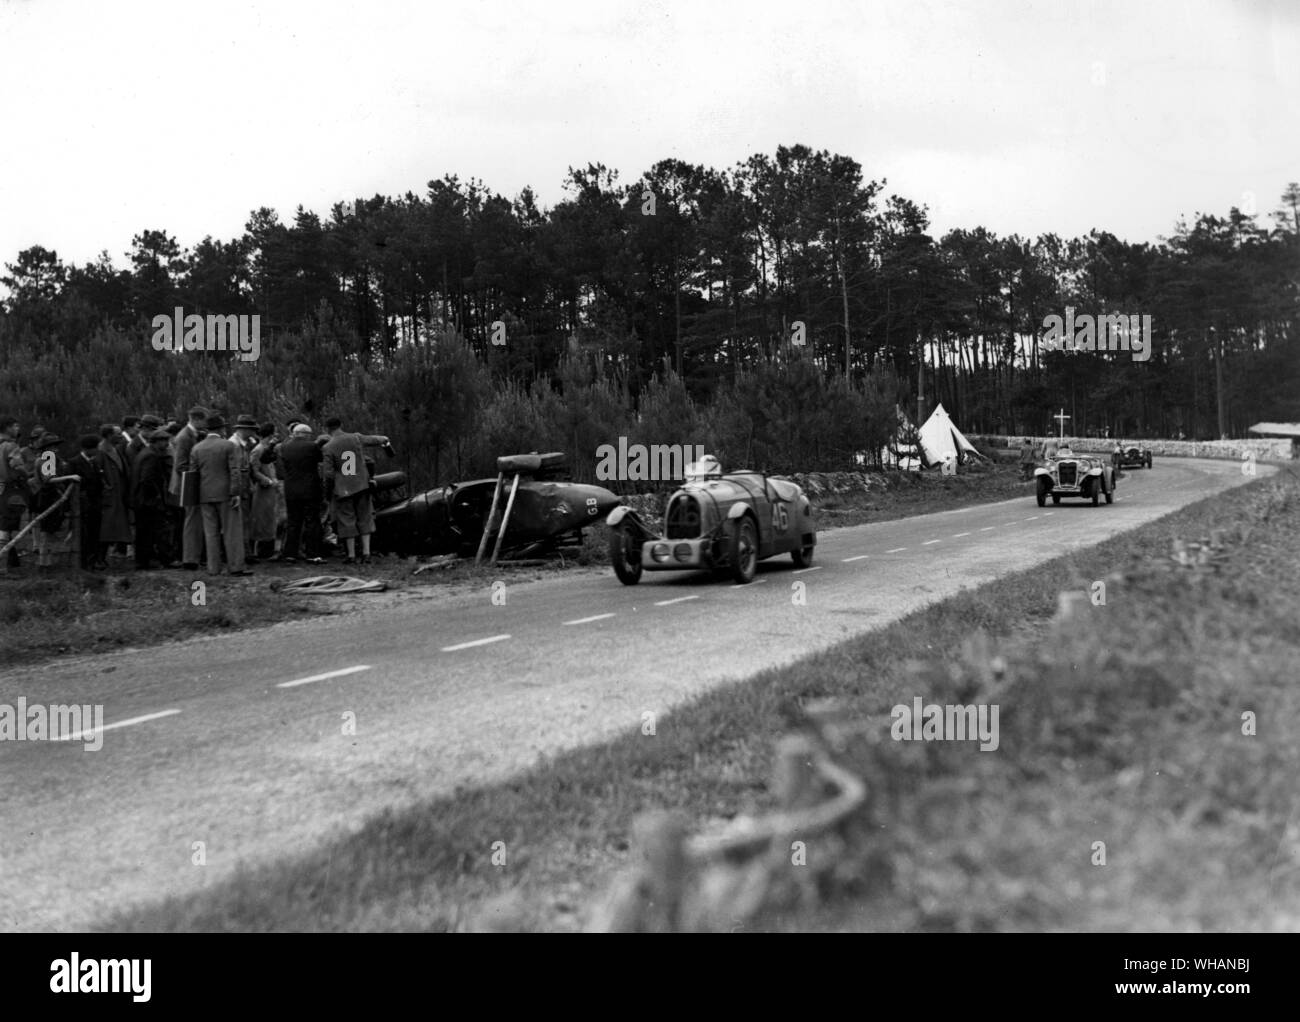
[1,0,1297,272]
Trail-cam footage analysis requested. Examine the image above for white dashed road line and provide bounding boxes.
[731,578,769,588]
[278,665,373,689]
[655,595,700,606]
[1024,517,1039,522]
[441,635,512,652]
[953,532,971,538]
[56,709,182,742]
[885,547,907,553]
[841,555,869,562]
[922,539,941,546]
[979,526,995,532]
[563,613,616,626]
[792,566,822,574]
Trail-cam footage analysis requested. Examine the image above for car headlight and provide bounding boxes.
[651,543,671,563]
[673,543,692,562]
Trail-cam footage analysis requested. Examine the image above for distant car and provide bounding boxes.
[1035,449,1115,507]
[605,456,816,585]
[1117,444,1153,470]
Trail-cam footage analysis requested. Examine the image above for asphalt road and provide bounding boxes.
[0,457,1270,930]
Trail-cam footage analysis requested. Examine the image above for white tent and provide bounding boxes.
[917,403,983,468]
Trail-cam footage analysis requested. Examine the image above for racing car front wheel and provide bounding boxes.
[792,540,814,569]
[609,526,643,585]
[728,516,758,584]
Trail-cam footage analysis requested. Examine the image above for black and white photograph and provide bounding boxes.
[0,0,1296,980]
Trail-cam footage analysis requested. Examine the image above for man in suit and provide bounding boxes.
[276,422,325,563]
[170,406,208,569]
[132,430,174,569]
[191,414,251,576]
[321,416,389,565]
[69,434,105,570]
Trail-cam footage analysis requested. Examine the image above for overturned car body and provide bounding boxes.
[606,456,816,585]
[1035,449,1115,507]
[371,453,622,557]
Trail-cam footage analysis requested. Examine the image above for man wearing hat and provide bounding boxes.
[231,415,258,562]
[277,421,325,563]
[132,430,175,569]
[69,434,106,570]
[30,433,67,572]
[128,414,162,468]
[191,414,251,576]
[170,406,208,569]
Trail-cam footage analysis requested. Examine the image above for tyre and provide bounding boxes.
[1104,477,1114,504]
[609,525,643,585]
[1146,455,1152,468]
[1091,481,1100,506]
[728,516,758,584]
[792,537,814,568]
[1051,494,1061,505]
[1036,488,1047,508]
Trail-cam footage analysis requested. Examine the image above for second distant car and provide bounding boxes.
[1117,444,1153,470]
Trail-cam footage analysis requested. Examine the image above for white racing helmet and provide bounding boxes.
[684,454,723,480]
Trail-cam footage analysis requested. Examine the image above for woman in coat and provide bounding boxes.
[96,425,133,559]
[249,423,282,560]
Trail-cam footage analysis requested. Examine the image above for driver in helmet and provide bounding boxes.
[684,454,722,480]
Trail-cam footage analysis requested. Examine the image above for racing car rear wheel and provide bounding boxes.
[792,539,814,568]
[1104,479,1114,504]
[728,516,758,584]
[609,525,643,585]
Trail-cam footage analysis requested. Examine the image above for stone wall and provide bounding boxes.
[970,434,1295,461]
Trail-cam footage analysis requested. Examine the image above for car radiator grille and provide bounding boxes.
[1058,463,1077,485]
[666,495,702,538]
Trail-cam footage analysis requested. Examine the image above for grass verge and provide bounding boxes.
[101,464,1300,931]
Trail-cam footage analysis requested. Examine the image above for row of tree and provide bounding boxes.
[2,145,1297,482]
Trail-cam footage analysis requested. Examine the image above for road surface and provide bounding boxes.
[0,457,1269,929]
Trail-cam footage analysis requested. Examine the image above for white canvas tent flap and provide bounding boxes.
[917,403,982,467]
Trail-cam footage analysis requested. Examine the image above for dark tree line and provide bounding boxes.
[2,145,1297,484]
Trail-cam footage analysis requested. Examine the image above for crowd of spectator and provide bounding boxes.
[0,411,389,575]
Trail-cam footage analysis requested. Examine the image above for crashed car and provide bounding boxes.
[1035,446,1115,507]
[1117,444,1153,470]
[371,453,621,557]
[605,455,816,585]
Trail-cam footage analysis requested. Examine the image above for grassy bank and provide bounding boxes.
[101,465,1300,931]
